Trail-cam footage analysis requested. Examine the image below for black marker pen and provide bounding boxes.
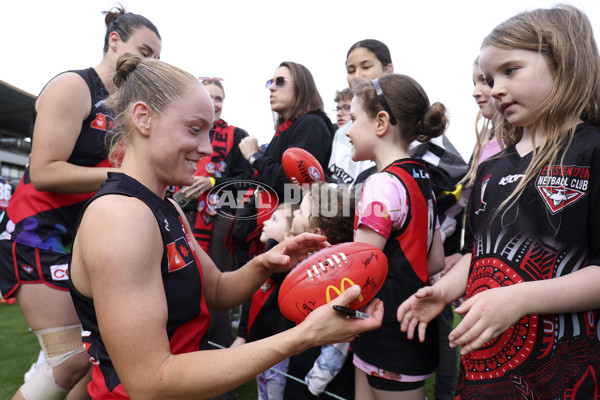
[333,305,372,320]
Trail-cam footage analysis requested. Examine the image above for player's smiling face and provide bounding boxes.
[148,83,213,189]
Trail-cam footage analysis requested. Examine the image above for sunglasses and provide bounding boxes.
[265,76,291,89]
[199,76,224,82]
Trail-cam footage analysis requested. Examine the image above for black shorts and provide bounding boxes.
[0,240,70,298]
[366,374,425,392]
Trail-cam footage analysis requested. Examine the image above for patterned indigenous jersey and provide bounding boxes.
[458,122,600,399]
[5,68,114,254]
[352,159,439,375]
[69,173,210,399]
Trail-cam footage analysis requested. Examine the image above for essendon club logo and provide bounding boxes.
[90,113,115,131]
[166,236,195,272]
[536,165,589,214]
[325,278,364,303]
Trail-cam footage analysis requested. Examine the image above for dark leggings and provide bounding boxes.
[366,374,425,392]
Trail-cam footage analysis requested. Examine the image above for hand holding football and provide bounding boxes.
[278,242,388,323]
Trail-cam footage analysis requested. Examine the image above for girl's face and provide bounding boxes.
[204,84,224,128]
[479,47,554,129]
[268,66,295,118]
[260,208,289,244]
[472,63,496,120]
[346,96,377,162]
[291,194,311,236]
[346,47,393,89]
[115,26,162,59]
[149,84,213,189]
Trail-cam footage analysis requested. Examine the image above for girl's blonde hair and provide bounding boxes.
[461,59,504,189]
[482,4,600,216]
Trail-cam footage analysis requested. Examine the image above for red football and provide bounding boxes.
[278,242,388,324]
[282,147,325,185]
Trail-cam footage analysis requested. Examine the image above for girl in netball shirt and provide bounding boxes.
[398,5,600,399]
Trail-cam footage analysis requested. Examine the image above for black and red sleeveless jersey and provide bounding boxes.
[352,159,439,375]
[69,173,210,398]
[457,122,600,399]
[6,67,114,254]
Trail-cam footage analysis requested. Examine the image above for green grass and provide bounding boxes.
[0,303,457,399]
[0,302,40,399]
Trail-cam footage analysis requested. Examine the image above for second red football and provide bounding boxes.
[282,147,325,185]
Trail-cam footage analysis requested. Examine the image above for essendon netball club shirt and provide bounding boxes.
[458,122,600,399]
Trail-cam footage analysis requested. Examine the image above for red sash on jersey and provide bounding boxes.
[385,161,431,283]
[193,120,235,252]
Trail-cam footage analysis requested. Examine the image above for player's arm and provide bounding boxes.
[28,72,118,193]
[172,200,329,311]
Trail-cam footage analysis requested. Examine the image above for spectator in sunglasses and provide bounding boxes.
[234,61,334,261]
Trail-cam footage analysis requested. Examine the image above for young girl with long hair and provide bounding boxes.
[398,5,600,398]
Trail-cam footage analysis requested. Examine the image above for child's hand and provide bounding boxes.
[449,285,524,355]
[261,232,329,273]
[397,286,446,342]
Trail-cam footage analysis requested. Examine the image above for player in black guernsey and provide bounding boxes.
[398,6,600,399]
[70,172,212,398]
[68,53,382,399]
[347,75,447,398]
[0,7,162,399]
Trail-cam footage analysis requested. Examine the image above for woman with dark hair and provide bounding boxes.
[328,39,393,187]
[234,61,334,257]
[0,6,161,399]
